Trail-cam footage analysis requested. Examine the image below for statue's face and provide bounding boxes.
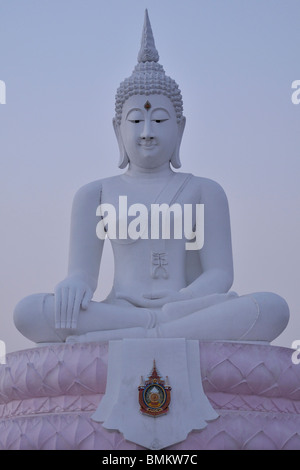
[120,94,179,170]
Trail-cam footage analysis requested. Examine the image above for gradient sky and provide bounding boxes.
[0,0,299,353]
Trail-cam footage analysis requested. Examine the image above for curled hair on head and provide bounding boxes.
[114,10,184,126]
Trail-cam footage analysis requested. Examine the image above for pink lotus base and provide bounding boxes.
[1,341,300,450]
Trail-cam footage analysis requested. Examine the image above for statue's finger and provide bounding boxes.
[115,293,139,304]
[118,294,147,306]
[116,292,165,307]
[129,296,162,307]
[143,291,168,299]
[54,289,62,328]
[141,298,165,307]
[60,287,69,328]
[81,289,92,310]
[66,288,76,329]
[71,290,84,329]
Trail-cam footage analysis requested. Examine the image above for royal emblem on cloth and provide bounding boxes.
[138,360,171,417]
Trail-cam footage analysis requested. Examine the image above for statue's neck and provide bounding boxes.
[125,163,174,179]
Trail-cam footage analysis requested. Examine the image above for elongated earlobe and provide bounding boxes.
[170,116,186,169]
[113,118,129,169]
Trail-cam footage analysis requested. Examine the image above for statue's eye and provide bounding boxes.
[129,120,142,123]
[153,119,168,123]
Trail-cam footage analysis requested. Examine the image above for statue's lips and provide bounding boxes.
[139,143,157,149]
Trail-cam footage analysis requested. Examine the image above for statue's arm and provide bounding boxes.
[181,179,234,298]
[55,181,104,328]
[67,181,104,288]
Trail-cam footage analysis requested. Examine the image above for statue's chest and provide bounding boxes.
[101,181,175,208]
[97,175,202,251]
[100,174,198,208]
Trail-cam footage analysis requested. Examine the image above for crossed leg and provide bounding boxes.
[69,292,289,344]
[13,293,154,343]
[14,291,289,345]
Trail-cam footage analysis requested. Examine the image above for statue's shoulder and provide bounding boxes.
[187,174,228,199]
[73,176,121,201]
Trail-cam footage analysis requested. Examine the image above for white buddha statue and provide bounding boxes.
[14,10,289,345]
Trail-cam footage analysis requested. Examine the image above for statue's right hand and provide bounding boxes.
[54,277,93,330]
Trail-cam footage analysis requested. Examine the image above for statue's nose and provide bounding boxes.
[140,119,154,140]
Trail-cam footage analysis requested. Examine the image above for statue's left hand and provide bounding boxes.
[116,290,190,308]
[54,276,93,329]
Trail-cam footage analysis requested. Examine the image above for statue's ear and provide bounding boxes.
[170,116,186,169]
[113,118,129,169]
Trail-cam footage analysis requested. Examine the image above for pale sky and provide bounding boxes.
[0,0,299,352]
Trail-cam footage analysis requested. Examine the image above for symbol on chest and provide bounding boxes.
[151,252,168,279]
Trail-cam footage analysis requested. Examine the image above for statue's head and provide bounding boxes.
[113,10,185,170]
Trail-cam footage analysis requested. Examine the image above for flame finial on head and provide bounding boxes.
[114,9,184,169]
[115,9,183,126]
[137,9,159,63]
